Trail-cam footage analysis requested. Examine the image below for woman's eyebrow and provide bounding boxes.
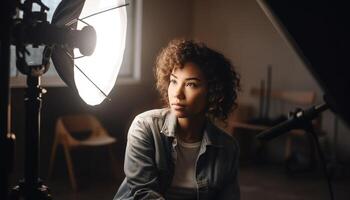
[171,74,202,82]
[185,77,201,82]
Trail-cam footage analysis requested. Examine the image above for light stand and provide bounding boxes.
[8,0,53,198]
[2,0,97,199]
[1,0,127,198]
[9,76,51,200]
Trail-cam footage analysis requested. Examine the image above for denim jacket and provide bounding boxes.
[114,108,240,200]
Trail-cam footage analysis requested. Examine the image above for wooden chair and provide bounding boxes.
[229,90,323,165]
[250,89,325,168]
[48,114,117,191]
[250,88,317,106]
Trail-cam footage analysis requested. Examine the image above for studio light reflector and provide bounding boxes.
[51,0,127,105]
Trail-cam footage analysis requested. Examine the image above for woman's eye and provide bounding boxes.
[170,79,177,85]
[186,82,197,87]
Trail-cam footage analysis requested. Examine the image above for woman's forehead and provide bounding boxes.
[172,63,205,78]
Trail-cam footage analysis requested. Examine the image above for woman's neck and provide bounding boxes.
[177,116,206,143]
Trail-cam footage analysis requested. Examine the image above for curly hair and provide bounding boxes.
[155,39,240,121]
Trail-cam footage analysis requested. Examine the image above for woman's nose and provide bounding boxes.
[174,85,185,99]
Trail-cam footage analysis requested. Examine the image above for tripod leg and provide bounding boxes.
[284,135,292,160]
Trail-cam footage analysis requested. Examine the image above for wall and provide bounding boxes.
[192,0,350,162]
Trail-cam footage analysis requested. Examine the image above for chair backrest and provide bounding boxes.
[55,114,108,146]
[61,114,95,132]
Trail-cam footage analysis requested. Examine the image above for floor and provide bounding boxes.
[45,163,350,200]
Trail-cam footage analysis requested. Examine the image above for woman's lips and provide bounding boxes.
[172,103,185,110]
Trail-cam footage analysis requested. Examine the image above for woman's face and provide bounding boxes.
[168,62,208,118]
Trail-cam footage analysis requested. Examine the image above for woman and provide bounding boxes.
[114,39,241,200]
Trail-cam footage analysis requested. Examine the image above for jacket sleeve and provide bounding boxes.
[217,142,240,200]
[122,116,165,200]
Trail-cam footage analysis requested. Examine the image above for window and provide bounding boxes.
[10,0,142,87]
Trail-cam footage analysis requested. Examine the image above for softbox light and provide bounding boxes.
[256,0,350,127]
[51,0,127,105]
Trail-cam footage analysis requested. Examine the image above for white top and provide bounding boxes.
[171,138,201,188]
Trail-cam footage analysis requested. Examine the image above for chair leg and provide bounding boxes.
[108,144,118,179]
[63,144,78,191]
[48,135,59,180]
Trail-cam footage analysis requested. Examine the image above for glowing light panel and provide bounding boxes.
[74,0,127,105]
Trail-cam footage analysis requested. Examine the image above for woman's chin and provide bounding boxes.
[171,109,187,118]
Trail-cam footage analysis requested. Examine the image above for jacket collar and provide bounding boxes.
[160,109,177,138]
[161,110,224,147]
